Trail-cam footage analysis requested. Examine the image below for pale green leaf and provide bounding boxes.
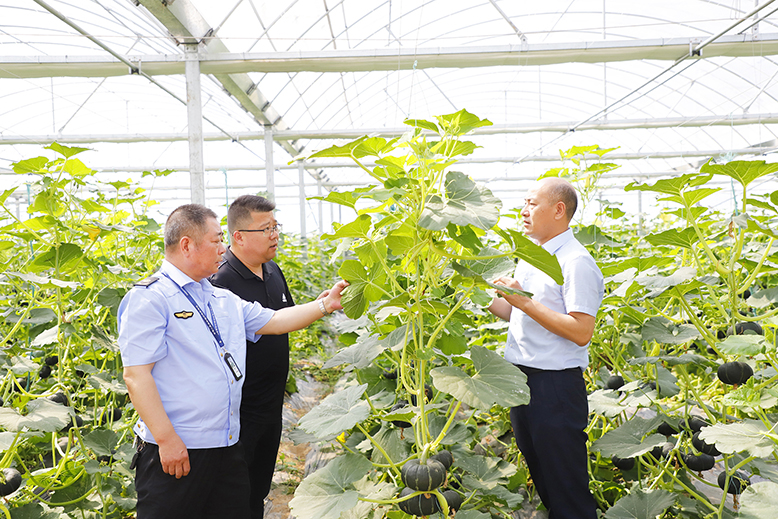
[591,417,666,458]
[641,317,701,345]
[718,335,767,356]
[298,384,370,438]
[370,424,410,465]
[0,399,70,432]
[289,453,373,519]
[419,171,501,231]
[83,430,118,457]
[324,334,385,371]
[740,481,778,519]
[701,159,778,190]
[588,389,625,418]
[604,488,675,519]
[430,346,530,410]
[698,420,777,458]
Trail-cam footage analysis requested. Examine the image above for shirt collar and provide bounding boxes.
[160,259,215,296]
[224,247,270,281]
[540,227,574,255]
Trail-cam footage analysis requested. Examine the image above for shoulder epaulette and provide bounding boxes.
[134,276,159,288]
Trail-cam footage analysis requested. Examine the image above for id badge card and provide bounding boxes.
[223,351,243,381]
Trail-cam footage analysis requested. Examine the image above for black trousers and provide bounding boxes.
[510,366,597,519]
[135,441,250,519]
[240,418,284,519]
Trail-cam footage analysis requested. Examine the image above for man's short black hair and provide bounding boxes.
[227,195,276,235]
[164,204,218,251]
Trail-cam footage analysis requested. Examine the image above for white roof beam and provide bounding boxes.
[3,113,778,145]
[4,32,778,79]
[135,0,297,157]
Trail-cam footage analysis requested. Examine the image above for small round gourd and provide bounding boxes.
[718,470,750,495]
[430,450,454,470]
[611,456,634,471]
[717,362,753,386]
[606,375,624,390]
[401,458,447,492]
[0,468,21,496]
[397,487,439,516]
[683,453,715,472]
[442,489,463,512]
[692,431,720,456]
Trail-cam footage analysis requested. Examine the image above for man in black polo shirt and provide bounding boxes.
[209,195,294,519]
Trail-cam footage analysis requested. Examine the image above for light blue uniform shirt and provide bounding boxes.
[118,260,275,449]
[505,228,604,370]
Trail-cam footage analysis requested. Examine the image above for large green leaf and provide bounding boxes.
[342,477,397,519]
[747,287,778,308]
[0,399,71,432]
[12,156,49,174]
[307,136,371,159]
[456,450,516,486]
[591,417,665,458]
[370,424,410,465]
[644,227,699,249]
[298,384,370,438]
[324,334,385,371]
[289,453,373,519]
[574,225,624,247]
[717,335,767,356]
[324,214,372,240]
[629,354,713,368]
[452,247,532,296]
[635,267,696,291]
[6,271,79,289]
[588,389,626,418]
[740,481,778,519]
[45,142,90,159]
[435,109,492,135]
[604,488,675,519]
[430,346,530,410]
[499,228,564,285]
[624,173,713,197]
[419,171,501,231]
[640,317,701,345]
[83,429,118,457]
[698,420,777,458]
[338,260,388,318]
[701,159,778,189]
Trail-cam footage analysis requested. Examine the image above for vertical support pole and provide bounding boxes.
[298,162,307,239]
[317,178,323,234]
[265,125,275,200]
[185,43,205,205]
[638,189,644,236]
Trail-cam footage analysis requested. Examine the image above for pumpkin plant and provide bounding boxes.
[583,159,778,517]
[288,110,563,519]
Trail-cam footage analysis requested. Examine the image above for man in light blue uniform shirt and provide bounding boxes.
[490,177,604,519]
[118,204,347,519]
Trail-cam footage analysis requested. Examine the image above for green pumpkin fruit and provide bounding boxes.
[401,458,447,491]
[0,468,21,496]
[397,487,439,516]
[717,361,753,386]
[430,450,454,470]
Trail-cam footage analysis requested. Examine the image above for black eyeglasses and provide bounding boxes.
[238,224,282,236]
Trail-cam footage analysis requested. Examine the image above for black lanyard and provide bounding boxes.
[162,273,224,349]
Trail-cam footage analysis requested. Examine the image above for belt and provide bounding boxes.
[513,364,581,374]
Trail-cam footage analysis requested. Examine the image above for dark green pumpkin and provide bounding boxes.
[683,453,715,472]
[401,458,447,491]
[658,421,680,436]
[611,456,634,471]
[397,487,439,516]
[442,489,463,512]
[430,450,454,470]
[692,431,720,456]
[606,375,624,390]
[717,361,753,386]
[0,468,21,496]
[718,470,750,495]
[391,400,412,429]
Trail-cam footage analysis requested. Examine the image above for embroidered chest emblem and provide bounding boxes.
[281,294,287,303]
[174,311,194,319]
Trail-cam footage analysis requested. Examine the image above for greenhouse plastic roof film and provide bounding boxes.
[3,0,778,232]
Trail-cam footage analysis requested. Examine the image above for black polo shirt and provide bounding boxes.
[209,247,295,423]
